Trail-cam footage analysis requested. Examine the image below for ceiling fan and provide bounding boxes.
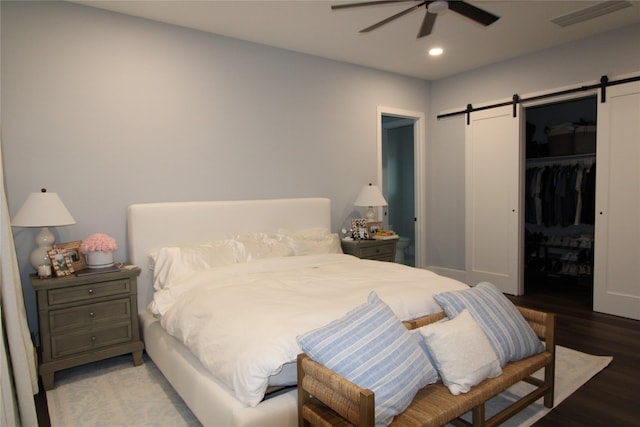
[331,0,500,38]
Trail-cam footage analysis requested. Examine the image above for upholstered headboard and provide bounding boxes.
[127,198,332,313]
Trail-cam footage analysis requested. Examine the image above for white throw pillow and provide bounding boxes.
[233,232,294,261]
[277,227,343,256]
[151,239,240,290]
[418,309,502,395]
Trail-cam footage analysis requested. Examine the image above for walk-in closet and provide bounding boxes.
[463,78,639,319]
[524,97,597,301]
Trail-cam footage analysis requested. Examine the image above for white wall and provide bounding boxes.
[427,24,640,272]
[1,1,431,334]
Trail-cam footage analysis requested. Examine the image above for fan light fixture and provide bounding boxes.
[427,1,449,14]
[331,0,499,39]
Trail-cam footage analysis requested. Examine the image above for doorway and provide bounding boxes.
[523,96,597,308]
[380,112,419,267]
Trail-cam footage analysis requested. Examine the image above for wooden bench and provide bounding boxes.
[298,306,555,427]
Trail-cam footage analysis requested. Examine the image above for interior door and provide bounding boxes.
[465,105,523,295]
[594,81,640,320]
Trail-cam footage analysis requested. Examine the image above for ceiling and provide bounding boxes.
[73,0,640,80]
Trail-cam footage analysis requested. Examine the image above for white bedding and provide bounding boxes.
[149,253,468,407]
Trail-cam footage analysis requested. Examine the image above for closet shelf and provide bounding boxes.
[526,153,595,165]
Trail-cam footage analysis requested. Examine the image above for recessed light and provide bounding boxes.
[429,47,443,56]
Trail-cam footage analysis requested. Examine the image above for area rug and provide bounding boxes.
[455,346,612,426]
[47,346,611,426]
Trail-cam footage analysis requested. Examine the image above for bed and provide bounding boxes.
[127,197,469,427]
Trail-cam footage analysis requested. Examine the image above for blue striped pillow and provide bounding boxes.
[297,292,438,427]
[433,282,544,367]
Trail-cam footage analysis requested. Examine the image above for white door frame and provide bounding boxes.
[377,106,426,268]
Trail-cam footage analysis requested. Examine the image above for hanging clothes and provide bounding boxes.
[525,161,595,227]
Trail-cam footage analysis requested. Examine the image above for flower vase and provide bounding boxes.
[85,251,114,269]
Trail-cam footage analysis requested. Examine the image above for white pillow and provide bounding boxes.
[233,232,294,261]
[151,239,240,290]
[418,309,502,395]
[278,227,342,255]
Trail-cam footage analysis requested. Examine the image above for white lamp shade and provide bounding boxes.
[12,190,76,270]
[11,190,76,227]
[354,184,388,208]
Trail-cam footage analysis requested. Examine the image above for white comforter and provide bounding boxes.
[149,254,468,407]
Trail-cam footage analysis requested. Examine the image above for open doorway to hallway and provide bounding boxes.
[381,115,416,267]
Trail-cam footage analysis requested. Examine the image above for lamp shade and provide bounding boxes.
[12,189,76,270]
[354,183,388,208]
[11,189,76,227]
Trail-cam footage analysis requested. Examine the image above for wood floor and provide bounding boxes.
[35,284,639,427]
[508,280,640,426]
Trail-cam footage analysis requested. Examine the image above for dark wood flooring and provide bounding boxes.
[508,278,640,426]
[34,369,50,426]
[35,282,639,427]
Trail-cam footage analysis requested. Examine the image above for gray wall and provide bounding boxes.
[1,1,431,335]
[4,1,639,336]
[426,24,640,273]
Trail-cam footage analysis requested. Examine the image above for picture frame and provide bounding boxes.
[351,218,369,240]
[367,221,383,236]
[54,240,86,271]
[47,248,75,277]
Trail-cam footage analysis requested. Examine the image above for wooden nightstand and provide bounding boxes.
[31,266,144,390]
[341,239,397,262]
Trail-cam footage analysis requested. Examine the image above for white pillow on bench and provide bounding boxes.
[418,309,502,395]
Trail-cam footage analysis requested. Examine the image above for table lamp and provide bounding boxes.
[11,188,76,270]
[354,183,387,222]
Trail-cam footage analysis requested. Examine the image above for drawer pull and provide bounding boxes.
[89,312,95,318]
[88,289,94,295]
[91,336,97,342]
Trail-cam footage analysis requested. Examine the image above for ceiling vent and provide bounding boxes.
[551,1,632,27]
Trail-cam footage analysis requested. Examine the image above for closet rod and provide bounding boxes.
[437,74,640,121]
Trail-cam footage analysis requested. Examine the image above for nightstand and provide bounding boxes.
[341,239,397,262]
[31,266,144,390]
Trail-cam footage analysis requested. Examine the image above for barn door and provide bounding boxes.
[594,81,640,320]
[465,105,523,295]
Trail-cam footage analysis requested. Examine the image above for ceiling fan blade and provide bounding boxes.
[447,1,499,26]
[417,11,436,38]
[360,2,424,33]
[331,1,408,11]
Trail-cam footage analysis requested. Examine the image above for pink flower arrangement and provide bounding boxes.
[80,233,117,254]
